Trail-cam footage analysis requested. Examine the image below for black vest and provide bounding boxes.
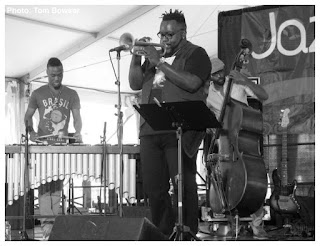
[140,41,208,157]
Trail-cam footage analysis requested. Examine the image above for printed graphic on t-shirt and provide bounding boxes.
[42,97,69,136]
[152,56,176,88]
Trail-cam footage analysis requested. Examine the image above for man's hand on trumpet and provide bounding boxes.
[130,36,152,58]
[137,36,151,43]
[143,45,161,67]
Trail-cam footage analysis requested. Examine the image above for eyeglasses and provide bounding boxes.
[157,29,183,39]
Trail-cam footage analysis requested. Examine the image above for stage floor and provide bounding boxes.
[197,222,315,241]
[8,221,315,241]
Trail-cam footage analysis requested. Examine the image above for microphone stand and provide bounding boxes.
[115,50,124,217]
[100,122,107,215]
[20,124,30,240]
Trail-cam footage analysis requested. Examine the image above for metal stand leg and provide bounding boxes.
[169,126,201,241]
[67,178,82,215]
[62,189,65,215]
[20,127,31,240]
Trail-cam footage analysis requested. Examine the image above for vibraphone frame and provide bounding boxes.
[5,144,140,210]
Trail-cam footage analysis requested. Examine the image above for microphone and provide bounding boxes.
[109,44,129,52]
[25,120,29,133]
[103,122,106,136]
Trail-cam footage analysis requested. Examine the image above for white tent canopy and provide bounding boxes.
[5,4,253,145]
[6,5,252,92]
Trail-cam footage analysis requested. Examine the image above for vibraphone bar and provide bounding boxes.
[5,144,140,206]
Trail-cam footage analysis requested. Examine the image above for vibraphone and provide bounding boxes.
[5,144,140,206]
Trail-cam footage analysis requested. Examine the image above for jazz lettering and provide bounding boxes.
[252,12,315,59]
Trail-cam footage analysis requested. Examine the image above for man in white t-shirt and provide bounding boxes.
[205,58,269,239]
[206,57,268,119]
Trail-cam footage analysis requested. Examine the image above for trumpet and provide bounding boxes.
[119,32,166,56]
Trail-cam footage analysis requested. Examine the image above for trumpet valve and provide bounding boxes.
[132,46,147,56]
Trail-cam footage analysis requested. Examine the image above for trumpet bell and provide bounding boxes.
[119,32,134,48]
[119,32,166,56]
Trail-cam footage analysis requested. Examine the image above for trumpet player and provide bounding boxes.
[129,9,211,239]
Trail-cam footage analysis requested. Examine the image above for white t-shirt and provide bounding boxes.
[206,76,256,119]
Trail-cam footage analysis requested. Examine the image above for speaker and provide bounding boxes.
[49,215,167,241]
[122,206,152,221]
[5,184,34,230]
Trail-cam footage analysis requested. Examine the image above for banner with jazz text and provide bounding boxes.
[218,5,315,135]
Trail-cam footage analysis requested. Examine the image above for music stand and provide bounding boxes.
[134,100,220,240]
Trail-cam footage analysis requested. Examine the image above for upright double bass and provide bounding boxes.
[207,39,268,217]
